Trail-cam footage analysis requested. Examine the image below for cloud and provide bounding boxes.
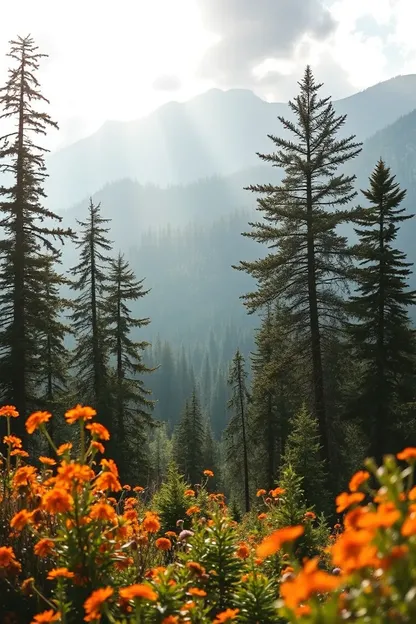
[195,0,336,85]
[152,74,182,91]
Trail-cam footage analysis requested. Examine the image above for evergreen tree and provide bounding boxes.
[202,419,219,489]
[347,159,416,460]
[69,199,112,425]
[174,390,205,485]
[235,66,362,464]
[103,252,155,482]
[149,422,172,489]
[0,36,71,439]
[226,350,251,512]
[283,405,329,515]
[153,461,190,533]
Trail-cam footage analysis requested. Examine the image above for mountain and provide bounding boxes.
[47,75,416,211]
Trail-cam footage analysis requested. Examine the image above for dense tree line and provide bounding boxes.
[0,37,415,515]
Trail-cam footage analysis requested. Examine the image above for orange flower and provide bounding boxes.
[47,567,75,580]
[13,465,37,488]
[10,509,31,531]
[91,441,105,454]
[408,487,416,501]
[90,503,117,523]
[0,546,18,568]
[3,434,22,447]
[100,458,119,476]
[356,502,400,530]
[257,525,304,559]
[184,489,196,497]
[39,456,56,466]
[134,486,144,493]
[42,488,74,514]
[84,587,113,622]
[257,513,267,520]
[186,506,201,516]
[335,492,365,513]
[397,447,416,461]
[280,557,342,610]
[142,511,161,533]
[26,411,52,434]
[349,470,370,493]
[0,405,19,418]
[186,561,206,575]
[155,538,172,551]
[86,422,110,440]
[31,610,61,623]
[34,538,55,558]
[256,489,267,497]
[203,469,214,477]
[65,404,96,424]
[214,609,240,623]
[56,442,72,456]
[269,487,286,498]
[236,542,250,559]
[57,461,94,486]
[402,512,416,536]
[344,506,368,530]
[304,511,316,520]
[94,471,122,492]
[11,448,29,457]
[119,584,158,601]
[162,617,179,624]
[331,530,378,573]
[188,587,207,597]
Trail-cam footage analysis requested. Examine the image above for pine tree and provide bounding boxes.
[347,159,416,461]
[69,199,112,425]
[103,252,155,482]
[0,35,71,439]
[226,350,251,512]
[235,66,362,464]
[174,390,205,485]
[283,405,330,515]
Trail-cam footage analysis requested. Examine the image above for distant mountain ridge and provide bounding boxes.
[47,74,416,211]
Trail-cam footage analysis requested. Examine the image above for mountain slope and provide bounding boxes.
[46,75,416,210]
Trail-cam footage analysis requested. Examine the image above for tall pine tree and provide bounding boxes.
[0,35,71,439]
[347,159,416,460]
[226,350,251,512]
[174,389,205,486]
[236,66,361,464]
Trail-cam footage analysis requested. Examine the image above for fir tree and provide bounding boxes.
[226,350,251,512]
[235,66,362,464]
[103,252,155,481]
[283,405,330,515]
[174,389,205,485]
[347,159,416,460]
[69,199,112,425]
[0,35,71,439]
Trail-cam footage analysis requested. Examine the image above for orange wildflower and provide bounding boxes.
[34,538,55,558]
[162,617,179,624]
[203,469,214,477]
[142,511,161,533]
[21,577,35,596]
[0,405,19,418]
[31,610,61,623]
[95,471,122,492]
[214,609,240,622]
[119,584,158,601]
[11,448,29,457]
[397,447,416,461]
[335,491,365,513]
[47,567,75,580]
[332,530,378,573]
[0,546,18,568]
[349,470,370,493]
[344,506,369,530]
[280,557,342,610]
[402,512,416,536]
[304,511,316,520]
[13,465,37,488]
[155,537,172,551]
[42,488,74,514]
[100,458,119,476]
[91,441,105,454]
[65,404,96,424]
[86,422,110,440]
[84,587,113,622]
[134,486,144,493]
[10,509,31,531]
[236,542,250,559]
[188,587,207,597]
[356,502,400,530]
[184,489,196,497]
[258,513,267,520]
[90,503,117,523]
[26,411,52,434]
[408,487,416,501]
[56,442,72,456]
[186,561,206,575]
[257,525,304,559]
[186,505,201,516]
[39,456,56,466]
[256,489,267,497]
[3,434,22,447]
[269,487,286,498]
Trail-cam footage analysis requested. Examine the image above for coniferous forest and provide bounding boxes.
[2,35,416,624]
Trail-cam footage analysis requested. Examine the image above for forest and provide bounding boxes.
[1,35,416,624]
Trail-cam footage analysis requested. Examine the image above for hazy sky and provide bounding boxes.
[1,0,415,150]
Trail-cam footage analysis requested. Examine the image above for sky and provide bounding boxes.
[0,0,415,150]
